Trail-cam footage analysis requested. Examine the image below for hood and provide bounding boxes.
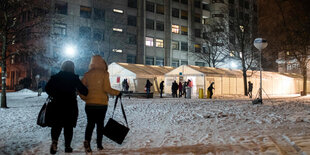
[89,55,107,71]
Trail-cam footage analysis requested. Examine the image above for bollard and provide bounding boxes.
[199,88,203,99]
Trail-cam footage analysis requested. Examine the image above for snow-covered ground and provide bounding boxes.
[1,89,310,154]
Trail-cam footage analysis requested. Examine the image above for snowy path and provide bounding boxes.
[0,90,310,154]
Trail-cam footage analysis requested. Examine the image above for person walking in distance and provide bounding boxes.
[79,55,121,153]
[171,81,178,98]
[45,60,88,154]
[145,79,153,98]
[248,81,253,98]
[160,81,164,98]
[208,82,215,99]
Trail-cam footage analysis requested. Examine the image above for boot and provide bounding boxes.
[97,139,103,150]
[65,147,73,153]
[50,140,58,154]
[83,140,92,153]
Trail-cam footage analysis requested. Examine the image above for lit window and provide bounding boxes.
[113,9,124,14]
[286,51,290,55]
[156,39,164,48]
[181,26,188,35]
[172,25,180,34]
[80,6,92,18]
[145,37,154,46]
[194,44,201,52]
[113,28,123,32]
[112,49,123,53]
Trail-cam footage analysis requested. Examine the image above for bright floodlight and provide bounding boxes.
[65,45,76,57]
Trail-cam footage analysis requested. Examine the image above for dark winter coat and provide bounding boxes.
[45,71,88,127]
[208,83,215,92]
[178,82,183,91]
[248,82,253,92]
[145,80,153,89]
[160,81,164,90]
[172,82,178,92]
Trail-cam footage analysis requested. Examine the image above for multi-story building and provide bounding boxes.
[5,0,258,89]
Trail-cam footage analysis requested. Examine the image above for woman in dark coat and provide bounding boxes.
[45,60,88,154]
[208,82,215,99]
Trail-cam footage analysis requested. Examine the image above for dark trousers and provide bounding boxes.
[248,91,252,98]
[51,126,73,147]
[85,105,107,145]
[179,90,182,97]
[160,89,163,98]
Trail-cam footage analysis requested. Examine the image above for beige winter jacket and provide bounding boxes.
[80,55,120,106]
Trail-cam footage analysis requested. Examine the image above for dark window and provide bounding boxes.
[239,11,243,20]
[128,15,137,26]
[53,23,67,36]
[244,13,249,22]
[80,6,92,18]
[239,0,244,7]
[181,42,188,51]
[93,30,104,41]
[195,62,205,66]
[156,58,164,66]
[128,0,137,8]
[172,8,179,18]
[212,14,224,18]
[55,1,67,15]
[195,13,201,23]
[202,3,210,10]
[253,4,257,12]
[195,44,201,52]
[214,28,224,32]
[229,8,234,17]
[229,36,235,44]
[156,21,164,31]
[181,10,188,20]
[229,22,234,31]
[195,29,201,38]
[127,55,136,63]
[194,0,201,8]
[94,8,105,21]
[172,60,179,67]
[181,61,188,65]
[79,26,91,39]
[156,4,164,15]
[212,42,224,46]
[146,57,154,65]
[212,0,224,3]
[181,0,188,4]
[146,19,154,29]
[128,34,137,44]
[173,0,179,2]
[245,1,249,9]
[146,1,155,12]
[229,0,234,4]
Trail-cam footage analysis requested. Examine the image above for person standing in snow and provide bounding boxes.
[145,79,153,98]
[171,81,178,98]
[208,82,215,99]
[183,81,187,98]
[248,81,253,98]
[79,55,121,153]
[160,81,164,98]
[178,82,183,98]
[45,60,88,154]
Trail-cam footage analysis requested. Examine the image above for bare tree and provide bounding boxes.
[0,0,50,108]
[229,13,259,96]
[260,0,310,96]
[195,19,230,67]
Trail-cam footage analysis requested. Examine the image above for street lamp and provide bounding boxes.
[254,38,268,104]
[64,44,76,58]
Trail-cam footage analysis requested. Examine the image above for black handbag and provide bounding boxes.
[37,96,51,127]
[103,96,130,144]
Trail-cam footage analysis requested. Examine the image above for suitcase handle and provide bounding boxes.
[111,96,129,127]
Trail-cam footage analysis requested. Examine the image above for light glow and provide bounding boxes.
[64,45,76,57]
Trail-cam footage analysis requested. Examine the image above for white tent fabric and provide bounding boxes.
[108,63,175,93]
[165,65,305,97]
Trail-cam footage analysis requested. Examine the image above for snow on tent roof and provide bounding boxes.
[116,63,175,77]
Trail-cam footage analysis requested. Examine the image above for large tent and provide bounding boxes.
[165,65,305,97]
[108,62,175,93]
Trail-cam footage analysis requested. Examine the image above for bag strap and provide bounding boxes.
[111,95,129,127]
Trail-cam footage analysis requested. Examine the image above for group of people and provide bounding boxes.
[170,79,192,98]
[45,55,121,154]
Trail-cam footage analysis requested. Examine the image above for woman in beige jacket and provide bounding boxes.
[80,55,120,152]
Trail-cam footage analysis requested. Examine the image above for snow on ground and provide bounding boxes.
[1,90,310,154]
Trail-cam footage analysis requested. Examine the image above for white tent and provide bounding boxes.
[165,65,305,97]
[108,63,175,93]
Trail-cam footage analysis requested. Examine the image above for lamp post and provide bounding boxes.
[253,38,268,103]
